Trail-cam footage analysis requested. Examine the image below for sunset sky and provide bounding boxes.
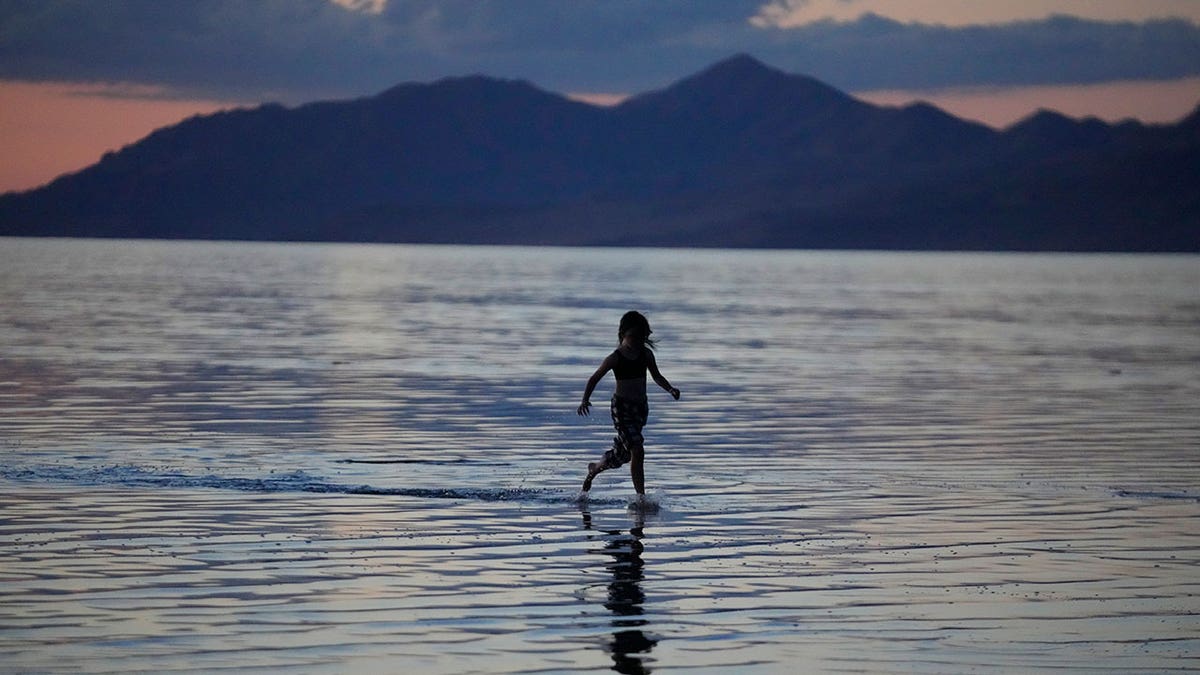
[3,0,1199,193]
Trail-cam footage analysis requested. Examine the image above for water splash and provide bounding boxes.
[0,464,625,505]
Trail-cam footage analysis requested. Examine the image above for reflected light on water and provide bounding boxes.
[1,239,1198,672]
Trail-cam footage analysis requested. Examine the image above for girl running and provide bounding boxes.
[577,311,680,496]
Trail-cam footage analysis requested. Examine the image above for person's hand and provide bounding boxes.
[577,400,591,416]
[669,387,680,400]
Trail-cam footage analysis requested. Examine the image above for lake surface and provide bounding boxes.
[2,238,1198,673]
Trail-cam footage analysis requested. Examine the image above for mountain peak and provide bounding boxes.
[678,53,794,93]
[3,55,1196,251]
[620,52,850,115]
[701,53,778,78]
[1008,108,1111,136]
[1180,101,1200,129]
[376,73,554,104]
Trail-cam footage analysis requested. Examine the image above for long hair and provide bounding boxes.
[618,310,656,350]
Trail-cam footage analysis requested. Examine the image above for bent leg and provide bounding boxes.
[583,435,634,492]
[588,395,647,494]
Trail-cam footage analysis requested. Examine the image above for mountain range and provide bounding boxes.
[2,55,1198,251]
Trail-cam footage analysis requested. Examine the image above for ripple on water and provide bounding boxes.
[2,242,1199,672]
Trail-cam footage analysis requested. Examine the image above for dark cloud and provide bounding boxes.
[1,1,1198,101]
[366,0,764,93]
[758,14,1200,90]
[0,0,374,97]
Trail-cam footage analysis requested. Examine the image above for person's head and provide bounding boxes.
[618,310,656,349]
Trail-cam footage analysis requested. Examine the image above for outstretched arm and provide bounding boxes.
[646,351,680,400]
[578,354,616,415]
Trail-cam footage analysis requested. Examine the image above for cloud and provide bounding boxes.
[365,0,764,89]
[751,0,1200,27]
[328,0,387,14]
[756,14,1200,90]
[1,0,1198,101]
[0,0,398,99]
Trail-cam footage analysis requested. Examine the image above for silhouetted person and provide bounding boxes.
[577,311,679,501]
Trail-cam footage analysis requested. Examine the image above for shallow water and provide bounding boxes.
[2,238,1198,672]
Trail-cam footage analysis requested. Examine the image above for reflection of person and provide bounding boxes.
[577,311,680,497]
[580,507,657,674]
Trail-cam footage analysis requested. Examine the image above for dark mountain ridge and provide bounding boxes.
[2,55,1197,250]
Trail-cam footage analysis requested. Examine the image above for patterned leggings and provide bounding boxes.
[599,394,648,469]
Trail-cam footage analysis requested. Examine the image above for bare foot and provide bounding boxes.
[582,462,599,491]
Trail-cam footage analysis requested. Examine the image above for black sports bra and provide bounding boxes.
[611,348,647,380]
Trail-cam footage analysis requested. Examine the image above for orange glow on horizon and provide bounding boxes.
[0,81,241,194]
[3,77,1198,195]
[566,92,630,107]
[855,77,1200,129]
